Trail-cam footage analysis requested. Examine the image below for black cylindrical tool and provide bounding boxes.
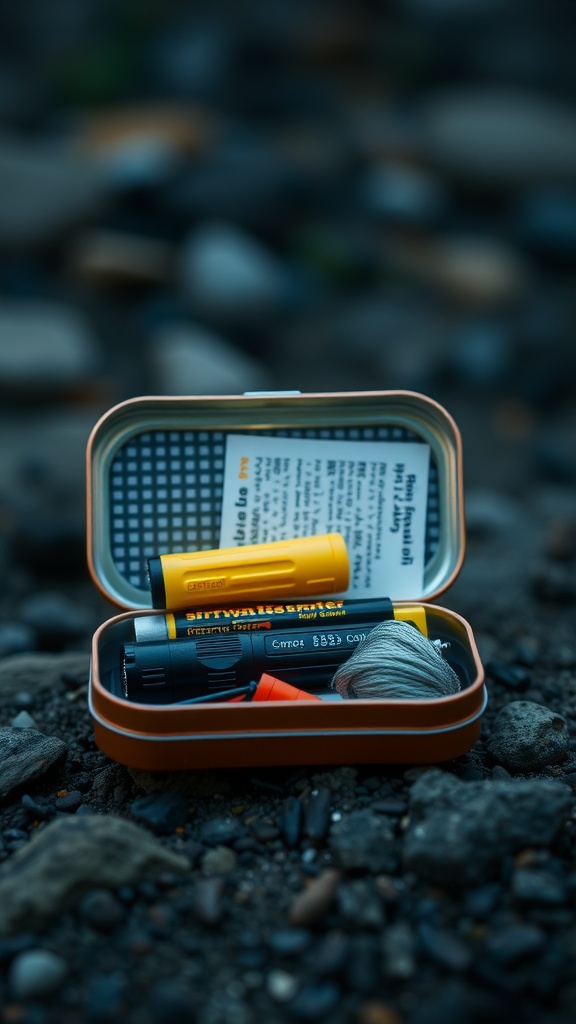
[122,622,379,704]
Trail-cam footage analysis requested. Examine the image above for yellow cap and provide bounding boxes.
[148,533,349,610]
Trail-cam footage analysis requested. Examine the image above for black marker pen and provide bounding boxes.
[133,599,428,642]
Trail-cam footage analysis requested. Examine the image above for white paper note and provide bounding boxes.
[219,435,431,599]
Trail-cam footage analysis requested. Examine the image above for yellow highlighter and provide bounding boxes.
[147,533,350,610]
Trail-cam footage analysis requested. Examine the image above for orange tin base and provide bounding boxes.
[90,604,486,770]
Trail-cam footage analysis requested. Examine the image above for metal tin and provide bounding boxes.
[87,390,485,769]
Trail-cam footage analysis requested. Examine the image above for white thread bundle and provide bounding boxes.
[331,619,462,700]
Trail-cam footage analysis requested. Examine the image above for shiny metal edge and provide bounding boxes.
[87,685,488,743]
[87,392,463,610]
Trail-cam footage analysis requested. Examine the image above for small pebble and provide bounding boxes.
[484,921,545,966]
[148,978,197,1024]
[77,889,125,931]
[288,980,341,1020]
[288,869,341,927]
[266,969,299,1002]
[268,928,312,956]
[130,792,189,835]
[417,922,472,972]
[281,795,303,848]
[382,922,417,980]
[511,868,568,907]
[486,662,531,690]
[487,701,570,772]
[304,787,332,843]
[9,948,68,999]
[21,794,53,821]
[10,710,37,730]
[345,934,381,994]
[200,816,243,846]
[85,972,126,1021]
[55,789,83,813]
[356,1002,403,1024]
[329,809,398,873]
[201,845,237,876]
[191,877,225,927]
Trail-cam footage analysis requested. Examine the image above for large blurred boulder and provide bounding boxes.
[0,135,105,248]
[0,301,100,395]
[147,322,272,395]
[419,89,576,185]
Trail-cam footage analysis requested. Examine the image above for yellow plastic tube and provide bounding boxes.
[148,533,350,610]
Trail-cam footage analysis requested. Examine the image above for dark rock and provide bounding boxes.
[420,88,576,185]
[0,136,104,248]
[417,922,472,971]
[510,868,568,907]
[130,791,189,835]
[533,439,576,484]
[13,691,35,710]
[250,820,280,843]
[486,662,531,690]
[329,809,398,873]
[382,922,417,980]
[77,888,125,931]
[178,221,295,320]
[0,652,90,699]
[336,879,385,929]
[11,710,38,730]
[0,726,67,800]
[359,162,447,225]
[484,921,545,966]
[148,979,198,1024]
[543,517,576,561]
[8,948,68,999]
[304,787,332,843]
[200,816,244,846]
[147,321,272,396]
[288,869,341,927]
[85,972,127,1022]
[515,189,576,260]
[282,795,303,847]
[19,592,94,650]
[532,560,576,601]
[370,798,408,816]
[345,934,381,994]
[310,931,350,978]
[288,981,341,1020]
[463,884,502,920]
[21,794,54,821]
[449,320,513,390]
[0,622,36,658]
[403,770,571,887]
[55,790,83,813]
[268,928,312,956]
[201,845,237,876]
[0,814,189,934]
[90,764,132,813]
[486,701,570,772]
[191,876,225,926]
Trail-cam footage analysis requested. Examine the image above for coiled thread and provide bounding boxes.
[331,619,462,700]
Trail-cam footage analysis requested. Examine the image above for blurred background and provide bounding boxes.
[0,0,576,646]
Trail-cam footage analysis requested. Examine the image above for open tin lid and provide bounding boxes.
[86,390,464,611]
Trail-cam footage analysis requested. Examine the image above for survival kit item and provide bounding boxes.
[122,617,460,705]
[147,533,349,610]
[87,390,486,770]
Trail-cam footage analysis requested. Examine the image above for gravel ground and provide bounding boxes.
[1,2,576,1022]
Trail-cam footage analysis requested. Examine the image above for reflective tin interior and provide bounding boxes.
[87,391,464,610]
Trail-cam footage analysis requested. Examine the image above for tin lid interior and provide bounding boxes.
[87,391,464,611]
